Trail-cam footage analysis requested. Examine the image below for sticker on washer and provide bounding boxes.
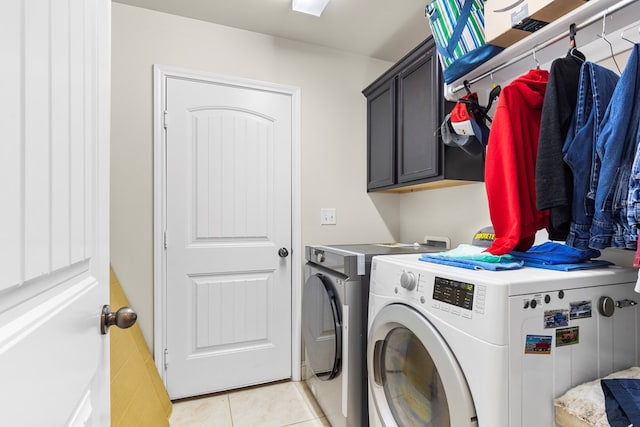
[544,309,569,328]
[525,335,552,355]
[556,326,579,347]
[569,301,592,320]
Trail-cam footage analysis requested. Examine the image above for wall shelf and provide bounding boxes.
[444,0,640,101]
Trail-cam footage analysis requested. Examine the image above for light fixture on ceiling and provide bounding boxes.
[292,0,331,16]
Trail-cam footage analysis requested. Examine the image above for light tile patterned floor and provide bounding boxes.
[170,380,331,427]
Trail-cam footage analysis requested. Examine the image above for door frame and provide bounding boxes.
[152,64,302,383]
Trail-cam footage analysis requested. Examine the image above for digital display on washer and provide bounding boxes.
[433,277,474,310]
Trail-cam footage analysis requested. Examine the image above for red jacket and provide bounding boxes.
[485,69,549,255]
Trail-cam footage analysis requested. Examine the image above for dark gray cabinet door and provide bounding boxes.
[363,38,484,192]
[366,79,396,190]
[397,47,439,183]
[363,38,443,192]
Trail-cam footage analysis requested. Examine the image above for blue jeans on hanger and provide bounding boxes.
[591,44,640,249]
[562,62,619,250]
[626,124,640,244]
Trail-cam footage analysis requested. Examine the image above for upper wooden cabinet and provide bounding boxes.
[363,37,484,193]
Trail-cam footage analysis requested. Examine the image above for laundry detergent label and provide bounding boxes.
[525,335,552,355]
[570,300,592,320]
[556,326,579,347]
[544,309,569,328]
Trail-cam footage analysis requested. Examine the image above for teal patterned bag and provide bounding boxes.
[426,0,503,84]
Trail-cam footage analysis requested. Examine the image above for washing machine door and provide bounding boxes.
[368,304,477,427]
[302,272,342,380]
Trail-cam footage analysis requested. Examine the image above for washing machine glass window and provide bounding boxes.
[302,273,342,380]
[381,326,450,426]
[369,305,477,427]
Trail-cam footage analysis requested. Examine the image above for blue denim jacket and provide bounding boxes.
[562,62,619,249]
[590,44,640,249]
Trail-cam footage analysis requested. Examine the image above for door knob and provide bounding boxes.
[278,247,289,258]
[101,305,137,334]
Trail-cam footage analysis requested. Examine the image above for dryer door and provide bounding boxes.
[302,272,342,380]
[368,304,477,426]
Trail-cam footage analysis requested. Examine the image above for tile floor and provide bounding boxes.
[169,380,331,427]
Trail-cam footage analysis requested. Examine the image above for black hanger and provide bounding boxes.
[567,23,586,62]
[569,23,577,50]
[485,85,501,115]
[463,80,472,95]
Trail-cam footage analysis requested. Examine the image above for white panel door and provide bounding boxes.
[164,75,293,398]
[0,0,111,425]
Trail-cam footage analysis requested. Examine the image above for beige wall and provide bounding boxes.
[398,183,491,246]
[111,3,401,348]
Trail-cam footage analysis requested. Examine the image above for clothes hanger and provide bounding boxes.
[485,85,501,121]
[596,13,621,73]
[486,72,501,117]
[532,47,540,69]
[621,25,640,45]
[567,23,586,63]
[463,80,472,96]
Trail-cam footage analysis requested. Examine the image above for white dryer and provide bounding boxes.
[367,254,640,427]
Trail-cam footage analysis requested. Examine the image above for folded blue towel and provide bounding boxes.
[521,260,613,271]
[510,241,601,264]
[419,254,524,271]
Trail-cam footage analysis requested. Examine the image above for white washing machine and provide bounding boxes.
[367,254,640,427]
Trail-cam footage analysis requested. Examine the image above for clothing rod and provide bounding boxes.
[450,0,639,94]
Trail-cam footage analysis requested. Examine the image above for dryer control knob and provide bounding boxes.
[598,296,616,317]
[400,271,416,291]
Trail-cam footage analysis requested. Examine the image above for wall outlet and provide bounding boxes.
[320,208,336,225]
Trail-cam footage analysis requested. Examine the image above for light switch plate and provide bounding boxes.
[320,208,336,225]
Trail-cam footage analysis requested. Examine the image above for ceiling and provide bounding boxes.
[113,0,431,62]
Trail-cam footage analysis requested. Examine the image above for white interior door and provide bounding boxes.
[0,0,111,425]
[162,72,294,399]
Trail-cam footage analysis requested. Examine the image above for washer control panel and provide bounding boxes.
[433,277,475,311]
[373,256,509,345]
[394,269,485,319]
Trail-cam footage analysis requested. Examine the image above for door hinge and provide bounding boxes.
[163,110,169,129]
[164,348,169,370]
[163,231,167,249]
